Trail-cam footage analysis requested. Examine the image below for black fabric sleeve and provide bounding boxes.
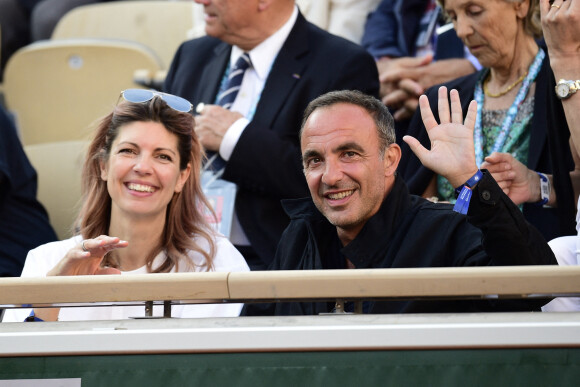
[467,170,557,267]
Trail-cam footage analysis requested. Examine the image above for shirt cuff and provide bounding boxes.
[219,117,249,161]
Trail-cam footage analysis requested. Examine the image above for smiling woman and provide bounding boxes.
[2,91,250,323]
[101,120,191,232]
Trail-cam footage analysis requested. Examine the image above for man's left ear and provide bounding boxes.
[383,144,401,177]
[175,164,191,193]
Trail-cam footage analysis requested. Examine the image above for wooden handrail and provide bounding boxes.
[227,265,580,300]
[0,272,229,305]
[1,265,580,307]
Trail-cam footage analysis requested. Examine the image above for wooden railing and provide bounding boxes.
[2,266,580,359]
[1,265,579,310]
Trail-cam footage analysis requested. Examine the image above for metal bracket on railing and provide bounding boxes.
[145,301,153,317]
[163,301,171,318]
[326,299,363,314]
[142,300,172,318]
[334,299,345,313]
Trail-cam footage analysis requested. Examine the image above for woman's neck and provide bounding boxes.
[488,37,538,90]
[108,212,166,271]
[485,38,539,109]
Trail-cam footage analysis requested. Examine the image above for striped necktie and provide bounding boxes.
[206,52,252,172]
[217,52,252,109]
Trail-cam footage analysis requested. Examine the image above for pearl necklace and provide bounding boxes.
[483,71,528,98]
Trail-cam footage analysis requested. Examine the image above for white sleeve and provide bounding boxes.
[296,0,382,44]
[212,235,250,273]
[219,117,250,161]
[542,235,580,312]
[2,237,79,322]
[326,0,382,44]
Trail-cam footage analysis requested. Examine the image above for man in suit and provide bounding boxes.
[164,0,379,270]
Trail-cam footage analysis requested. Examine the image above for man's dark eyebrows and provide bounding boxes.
[302,149,321,163]
[335,142,364,153]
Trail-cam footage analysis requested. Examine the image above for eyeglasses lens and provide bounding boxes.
[121,89,192,113]
[122,89,155,103]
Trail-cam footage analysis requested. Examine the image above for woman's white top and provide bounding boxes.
[2,234,249,322]
[542,196,580,312]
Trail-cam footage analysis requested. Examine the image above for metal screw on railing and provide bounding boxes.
[334,299,345,314]
[145,301,153,317]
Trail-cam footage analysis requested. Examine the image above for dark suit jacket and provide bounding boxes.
[164,13,379,266]
[398,53,576,241]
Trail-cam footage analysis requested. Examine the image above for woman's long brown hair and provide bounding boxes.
[76,97,216,272]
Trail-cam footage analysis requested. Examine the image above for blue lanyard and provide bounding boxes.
[473,48,545,167]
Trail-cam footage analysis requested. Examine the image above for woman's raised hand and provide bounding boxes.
[47,235,129,276]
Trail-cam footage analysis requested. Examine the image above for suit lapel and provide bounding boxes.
[254,13,310,127]
[196,42,231,104]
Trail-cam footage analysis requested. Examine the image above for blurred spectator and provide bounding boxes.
[295,0,381,44]
[399,0,576,242]
[482,0,580,311]
[0,104,57,277]
[362,0,479,131]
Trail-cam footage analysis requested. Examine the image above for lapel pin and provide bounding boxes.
[292,73,301,79]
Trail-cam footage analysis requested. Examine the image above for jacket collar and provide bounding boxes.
[282,176,414,268]
[196,41,230,104]
[341,176,413,268]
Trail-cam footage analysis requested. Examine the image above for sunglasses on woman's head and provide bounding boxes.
[120,89,193,113]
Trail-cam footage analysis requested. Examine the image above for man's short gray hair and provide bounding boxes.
[300,90,396,155]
